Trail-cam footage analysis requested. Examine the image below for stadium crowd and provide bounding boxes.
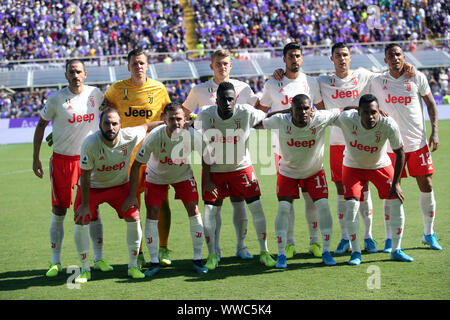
[1,0,448,62]
[0,0,449,118]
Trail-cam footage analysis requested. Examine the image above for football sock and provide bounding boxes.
[203,204,218,255]
[126,220,142,268]
[360,190,374,239]
[275,201,292,255]
[247,199,269,252]
[383,199,392,239]
[232,200,248,251]
[145,219,159,264]
[420,191,436,235]
[49,213,65,264]
[345,199,361,253]
[303,192,319,244]
[337,195,349,240]
[386,199,405,251]
[189,214,204,261]
[214,205,222,256]
[315,198,333,252]
[74,224,90,271]
[158,199,171,247]
[89,216,104,263]
[287,202,296,246]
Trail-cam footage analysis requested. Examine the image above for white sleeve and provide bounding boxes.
[80,137,95,171]
[136,131,157,164]
[387,118,403,150]
[259,81,273,108]
[40,93,57,121]
[416,72,432,97]
[183,87,198,113]
[309,77,323,105]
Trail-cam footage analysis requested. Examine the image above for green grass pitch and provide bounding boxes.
[0,120,449,300]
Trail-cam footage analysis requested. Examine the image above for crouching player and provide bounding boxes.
[73,108,163,282]
[255,94,339,268]
[123,102,211,276]
[334,94,413,265]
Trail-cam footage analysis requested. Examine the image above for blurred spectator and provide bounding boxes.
[438,68,449,95]
[0,0,187,62]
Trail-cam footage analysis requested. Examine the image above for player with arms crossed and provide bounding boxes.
[123,103,211,276]
[370,43,442,251]
[183,49,259,261]
[196,82,277,269]
[259,42,325,259]
[104,48,173,266]
[73,108,163,282]
[334,94,413,265]
[32,59,110,278]
[255,94,339,268]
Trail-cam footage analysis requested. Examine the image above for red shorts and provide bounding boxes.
[73,182,140,223]
[342,165,396,200]
[202,166,261,201]
[277,169,329,200]
[144,177,199,207]
[388,144,434,178]
[50,153,81,208]
[329,145,345,182]
[274,153,281,173]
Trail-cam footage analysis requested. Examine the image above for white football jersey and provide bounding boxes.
[334,110,403,169]
[259,73,322,154]
[195,104,266,173]
[40,85,104,156]
[135,125,203,185]
[183,78,259,113]
[262,109,340,179]
[80,126,147,188]
[369,71,431,152]
[318,68,376,145]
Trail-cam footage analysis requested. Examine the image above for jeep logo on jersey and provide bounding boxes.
[68,113,95,123]
[331,89,358,100]
[385,94,412,106]
[281,95,293,105]
[287,138,316,148]
[349,139,379,153]
[97,161,126,172]
[124,107,153,119]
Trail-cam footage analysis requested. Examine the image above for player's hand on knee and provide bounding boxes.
[122,195,139,213]
[388,183,404,203]
[74,205,91,225]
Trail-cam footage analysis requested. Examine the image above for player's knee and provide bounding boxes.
[52,206,67,216]
[245,195,260,204]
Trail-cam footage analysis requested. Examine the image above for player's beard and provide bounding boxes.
[101,127,119,142]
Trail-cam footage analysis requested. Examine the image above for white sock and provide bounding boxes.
[360,190,373,239]
[287,203,295,245]
[189,214,204,261]
[303,192,319,244]
[215,206,222,256]
[383,199,392,240]
[89,215,104,263]
[232,201,248,251]
[337,195,349,240]
[203,204,218,255]
[386,199,405,251]
[275,201,292,255]
[49,213,65,264]
[74,224,90,271]
[145,219,159,263]
[247,199,268,252]
[315,198,333,253]
[345,199,361,253]
[126,220,142,268]
[420,191,436,235]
